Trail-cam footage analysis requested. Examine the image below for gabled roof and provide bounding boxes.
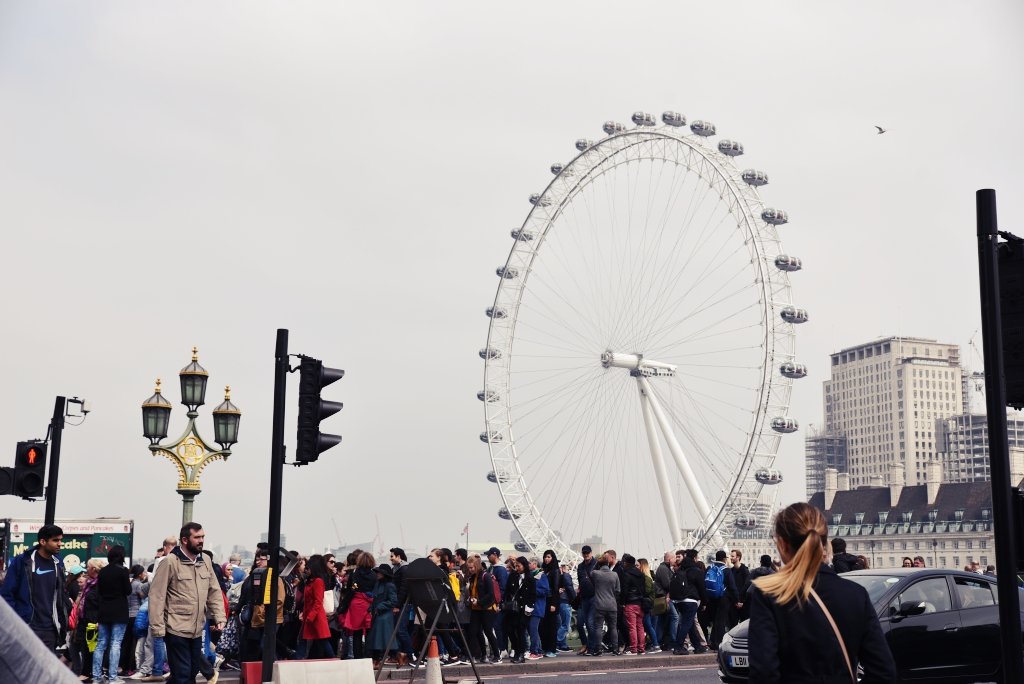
[812,481,994,523]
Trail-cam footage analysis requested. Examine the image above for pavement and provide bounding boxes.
[373,650,719,680]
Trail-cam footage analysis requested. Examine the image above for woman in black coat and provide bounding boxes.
[92,545,131,683]
[748,503,897,684]
[539,550,561,656]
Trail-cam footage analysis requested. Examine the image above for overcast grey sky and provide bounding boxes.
[2,1,1022,559]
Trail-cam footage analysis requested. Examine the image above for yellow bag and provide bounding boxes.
[85,623,99,653]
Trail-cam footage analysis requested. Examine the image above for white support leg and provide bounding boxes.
[637,376,713,522]
[637,379,682,545]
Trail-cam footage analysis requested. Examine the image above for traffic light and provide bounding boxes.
[13,440,47,498]
[1000,239,1024,408]
[0,467,13,495]
[296,356,344,464]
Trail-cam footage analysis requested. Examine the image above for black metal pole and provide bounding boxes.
[44,396,65,526]
[262,329,288,684]
[976,188,1024,683]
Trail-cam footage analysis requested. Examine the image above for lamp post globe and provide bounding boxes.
[141,379,172,445]
[212,386,241,452]
[179,347,209,414]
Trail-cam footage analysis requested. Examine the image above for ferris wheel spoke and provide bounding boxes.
[645,302,761,358]
[510,371,609,456]
[507,368,604,427]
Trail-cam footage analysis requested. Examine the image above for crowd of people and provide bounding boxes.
[4,517,998,682]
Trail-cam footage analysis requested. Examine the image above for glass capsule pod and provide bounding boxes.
[575,139,594,151]
[742,169,769,187]
[603,121,626,135]
[662,111,686,127]
[498,507,520,520]
[770,417,799,433]
[774,255,802,272]
[550,163,564,175]
[480,431,503,443]
[734,514,758,529]
[631,111,656,127]
[486,307,508,319]
[511,228,535,241]
[780,306,809,324]
[487,470,512,484]
[779,362,808,378]
[755,468,784,484]
[718,140,743,156]
[761,208,788,225]
[690,120,716,137]
[477,389,500,403]
[497,266,519,279]
[514,541,530,552]
[529,193,552,207]
[479,347,502,360]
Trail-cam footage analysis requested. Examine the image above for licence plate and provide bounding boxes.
[729,655,749,667]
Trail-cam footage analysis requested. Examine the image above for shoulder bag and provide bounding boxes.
[809,589,856,684]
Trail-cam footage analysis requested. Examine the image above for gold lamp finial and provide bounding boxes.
[224,385,231,401]
[155,378,162,393]
[192,346,199,362]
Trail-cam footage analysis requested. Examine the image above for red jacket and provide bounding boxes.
[302,577,331,640]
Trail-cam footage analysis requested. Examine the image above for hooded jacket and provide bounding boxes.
[0,546,69,632]
[148,546,226,639]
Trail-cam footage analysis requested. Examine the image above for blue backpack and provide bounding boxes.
[705,564,725,598]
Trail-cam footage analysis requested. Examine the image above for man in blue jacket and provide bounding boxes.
[0,524,69,654]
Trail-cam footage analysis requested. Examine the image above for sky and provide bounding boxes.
[1,1,1022,561]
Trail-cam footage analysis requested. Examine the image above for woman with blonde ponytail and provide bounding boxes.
[748,503,896,683]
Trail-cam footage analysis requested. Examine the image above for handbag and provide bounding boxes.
[85,623,99,653]
[323,586,338,618]
[652,596,668,616]
[809,589,856,684]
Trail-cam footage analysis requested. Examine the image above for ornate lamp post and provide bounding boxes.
[141,348,241,525]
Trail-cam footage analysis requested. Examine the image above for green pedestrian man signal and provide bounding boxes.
[295,356,344,464]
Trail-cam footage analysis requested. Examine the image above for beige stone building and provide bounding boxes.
[823,336,963,489]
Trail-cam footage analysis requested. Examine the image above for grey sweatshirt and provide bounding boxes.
[591,566,621,612]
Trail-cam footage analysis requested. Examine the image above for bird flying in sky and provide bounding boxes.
[875,125,887,134]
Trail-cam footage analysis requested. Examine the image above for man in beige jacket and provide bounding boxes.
[148,522,226,684]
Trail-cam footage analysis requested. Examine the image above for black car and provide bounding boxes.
[717,568,1024,683]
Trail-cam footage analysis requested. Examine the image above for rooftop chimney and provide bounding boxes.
[837,472,850,492]
[889,462,905,508]
[869,475,884,488]
[926,461,943,506]
[825,467,838,510]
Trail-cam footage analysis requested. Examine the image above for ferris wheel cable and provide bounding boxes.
[511,335,599,356]
[506,371,606,441]
[645,307,762,359]
[514,296,609,353]
[525,268,617,344]
[634,215,750,347]
[509,374,611,463]
[509,317,596,359]
[659,321,767,353]
[645,294,762,354]
[507,364,600,402]
[674,369,760,392]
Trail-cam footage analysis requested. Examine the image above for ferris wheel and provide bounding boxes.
[480,110,806,563]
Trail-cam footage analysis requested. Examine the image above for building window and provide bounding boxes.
[855,513,865,524]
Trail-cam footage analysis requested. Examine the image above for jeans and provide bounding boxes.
[577,596,595,649]
[673,601,702,651]
[555,602,572,648]
[658,599,679,649]
[164,633,205,684]
[396,606,414,656]
[590,607,617,654]
[623,604,644,653]
[93,623,127,680]
[643,609,659,647]
[527,615,542,654]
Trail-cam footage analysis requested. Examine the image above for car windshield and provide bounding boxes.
[843,574,902,604]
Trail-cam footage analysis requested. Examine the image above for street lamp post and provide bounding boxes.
[141,348,240,526]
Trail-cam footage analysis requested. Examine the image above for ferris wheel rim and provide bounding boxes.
[482,118,798,562]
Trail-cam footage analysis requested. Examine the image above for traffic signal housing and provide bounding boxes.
[1000,240,1024,408]
[0,466,13,496]
[296,356,344,464]
[14,440,47,498]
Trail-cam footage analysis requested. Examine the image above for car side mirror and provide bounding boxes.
[898,601,927,617]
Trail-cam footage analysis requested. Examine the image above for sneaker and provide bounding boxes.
[692,647,709,654]
[440,657,459,667]
[525,653,543,660]
[588,650,602,657]
[205,672,218,684]
[214,654,225,671]
[110,679,127,684]
[487,656,502,665]
[556,646,572,652]
[129,674,147,681]
[543,651,557,657]
[648,646,661,653]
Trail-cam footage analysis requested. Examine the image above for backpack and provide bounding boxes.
[705,563,726,598]
[668,568,688,601]
[489,571,502,604]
